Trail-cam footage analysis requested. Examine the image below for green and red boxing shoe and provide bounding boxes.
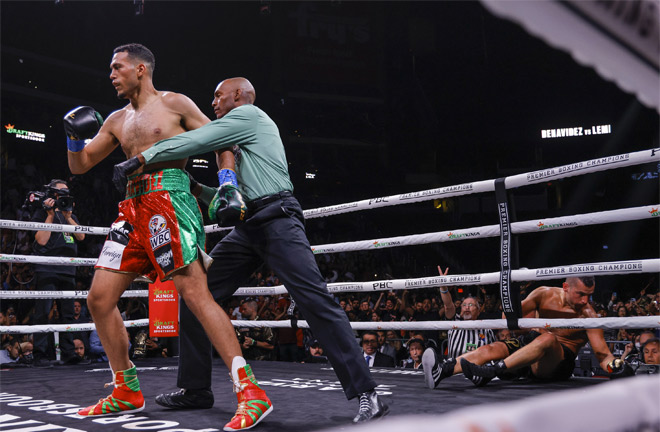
[224,365,273,431]
[78,363,145,417]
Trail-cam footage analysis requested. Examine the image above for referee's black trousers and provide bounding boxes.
[176,194,377,399]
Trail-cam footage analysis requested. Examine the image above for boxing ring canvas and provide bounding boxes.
[0,357,610,432]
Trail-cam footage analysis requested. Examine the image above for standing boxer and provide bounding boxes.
[114,77,389,424]
[66,44,271,431]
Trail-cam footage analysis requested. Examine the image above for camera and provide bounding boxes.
[237,332,246,345]
[22,185,75,212]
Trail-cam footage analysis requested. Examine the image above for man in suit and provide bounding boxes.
[361,331,396,367]
[377,330,397,362]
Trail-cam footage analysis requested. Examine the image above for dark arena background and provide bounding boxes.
[1,2,659,432]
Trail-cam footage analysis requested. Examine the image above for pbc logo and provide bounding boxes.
[372,281,393,290]
[149,215,171,250]
[368,197,389,205]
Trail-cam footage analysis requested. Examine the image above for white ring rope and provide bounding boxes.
[1,204,657,264]
[2,148,656,234]
[309,204,659,254]
[1,149,657,338]
[303,148,659,219]
[2,316,658,334]
[0,255,97,266]
[0,290,149,299]
[2,258,658,299]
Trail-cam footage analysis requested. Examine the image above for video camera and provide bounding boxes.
[22,185,75,213]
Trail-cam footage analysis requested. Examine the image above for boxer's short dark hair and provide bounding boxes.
[114,43,156,75]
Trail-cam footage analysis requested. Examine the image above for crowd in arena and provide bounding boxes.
[2,258,659,369]
[1,153,659,371]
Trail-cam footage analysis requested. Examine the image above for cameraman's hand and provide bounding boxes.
[61,209,73,220]
[242,337,254,349]
[42,198,56,216]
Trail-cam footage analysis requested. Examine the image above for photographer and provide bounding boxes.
[30,179,85,366]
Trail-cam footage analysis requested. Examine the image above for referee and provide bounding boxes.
[422,266,496,388]
[445,296,496,358]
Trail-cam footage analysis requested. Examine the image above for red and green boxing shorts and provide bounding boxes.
[95,169,206,282]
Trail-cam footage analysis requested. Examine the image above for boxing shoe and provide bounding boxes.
[155,388,214,409]
[224,365,273,431]
[352,390,389,423]
[422,349,456,389]
[78,363,145,416]
[460,358,501,387]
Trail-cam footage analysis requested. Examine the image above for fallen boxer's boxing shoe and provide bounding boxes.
[78,363,145,416]
[422,349,456,389]
[224,365,273,431]
[460,358,498,387]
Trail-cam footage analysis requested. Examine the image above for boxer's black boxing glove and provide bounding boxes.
[186,171,200,193]
[208,184,247,226]
[607,358,635,379]
[64,106,103,152]
[112,156,143,192]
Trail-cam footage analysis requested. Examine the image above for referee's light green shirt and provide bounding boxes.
[142,104,293,202]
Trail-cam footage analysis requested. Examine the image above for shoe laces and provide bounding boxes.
[93,392,114,407]
[234,400,249,417]
[357,392,371,413]
[229,373,248,394]
[102,368,139,391]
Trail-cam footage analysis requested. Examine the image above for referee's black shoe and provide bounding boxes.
[352,390,389,423]
[422,348,455,389]
[155,388,214,409]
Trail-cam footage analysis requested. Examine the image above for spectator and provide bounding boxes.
[0,311,9,346]
[303,340,328,364]
[611,328,632,357]
[357,298,373,322]
[48,302,60,323]
[617,305,629,317]
[0,338,21,365]
[376,330,397,362]
[235,300,275,361]
[90,324,132,363]
[479,293,501,319]
[145,336,168,358]
[20,342,34,365]
[66,338,91,365]
[385,330,407,364]
[379,294,401,322]
[622,330,656,361]
[403,338,425,370]
[408,294,444,346]
[642,338,660,365]
[70,300,91,348]
[360,331,395,368]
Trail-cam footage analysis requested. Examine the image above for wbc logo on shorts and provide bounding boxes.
[149,215,171,250]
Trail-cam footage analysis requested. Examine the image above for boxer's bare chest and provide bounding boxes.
[538,294,588,342]
[115,101,185,158]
